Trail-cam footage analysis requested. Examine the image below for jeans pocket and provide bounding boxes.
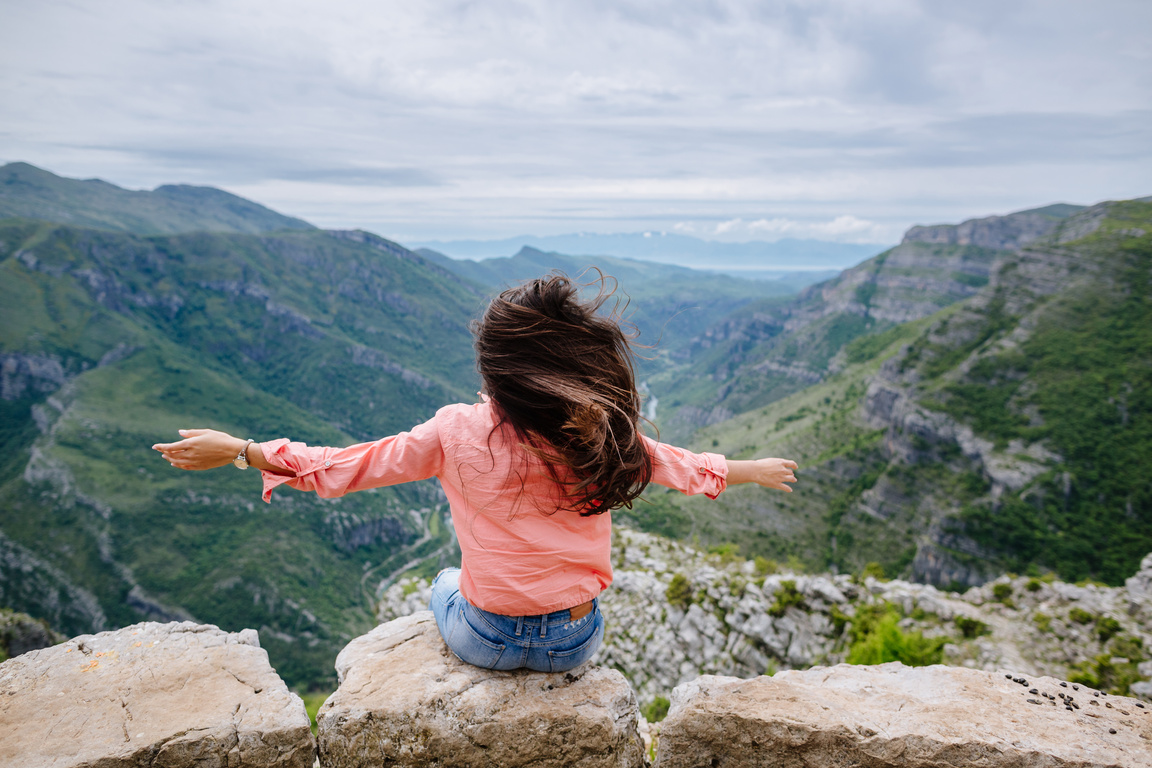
[547,620,604,673]
[447,610,507,670]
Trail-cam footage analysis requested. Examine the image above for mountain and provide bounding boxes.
[0,162,315,235]
[0,218,482,688]
[623,198,1151,590]
[651,202,1087,441]
[418,245,796,384]
[410,232,888,277]
[2,160,1144,694]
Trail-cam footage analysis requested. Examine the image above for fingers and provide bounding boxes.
[152,428,210,453]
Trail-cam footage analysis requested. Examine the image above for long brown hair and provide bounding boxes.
[472,272,653,514]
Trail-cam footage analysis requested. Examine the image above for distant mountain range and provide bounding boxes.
[0,162,314,235]
[409,232,889,278]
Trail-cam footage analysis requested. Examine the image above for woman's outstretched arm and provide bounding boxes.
[152,429,295,476]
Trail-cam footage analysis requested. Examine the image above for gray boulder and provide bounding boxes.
[318,611,645,768]
[0,621,314,768]
[656,663,1152,767]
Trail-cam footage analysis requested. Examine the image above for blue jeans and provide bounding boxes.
[429,568,604,672]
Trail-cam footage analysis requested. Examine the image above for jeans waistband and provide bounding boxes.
[471,597,599,638]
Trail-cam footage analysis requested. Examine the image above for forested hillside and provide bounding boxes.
[649,204,1086,442]
[0,211,482,688]
[625,200,1151,590]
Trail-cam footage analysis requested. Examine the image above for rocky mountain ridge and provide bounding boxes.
[632,197,1150,590]
[656,202,1087,439]
[12,613,1149,767]
[380,527,1152,713]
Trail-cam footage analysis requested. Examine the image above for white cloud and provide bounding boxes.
[0,0,1149,241]
[697,215,892,244]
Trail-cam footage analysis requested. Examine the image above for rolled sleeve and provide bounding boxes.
[257,417,444,503]
[644,436,728,499]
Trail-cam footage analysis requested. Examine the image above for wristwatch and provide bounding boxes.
[233,439,255,470]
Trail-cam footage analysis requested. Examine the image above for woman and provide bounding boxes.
[153,273,798,672]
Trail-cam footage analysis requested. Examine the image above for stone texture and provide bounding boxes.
[656,663,1152,768]
[318,611,645,768]
[0,621,314,768]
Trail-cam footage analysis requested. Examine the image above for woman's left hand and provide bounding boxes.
[153,429,247,471]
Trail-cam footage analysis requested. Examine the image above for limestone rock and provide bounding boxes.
[656,663,1152,768]
[318,611,645,768]
[0,621,314,768]
[1125,553,1152,605]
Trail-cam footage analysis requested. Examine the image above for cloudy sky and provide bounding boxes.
[2,0,1149,246]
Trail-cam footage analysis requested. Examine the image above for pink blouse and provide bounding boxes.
[258,400,728,616]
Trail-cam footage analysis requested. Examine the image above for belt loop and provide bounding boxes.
[540,614,547,639]
[515,615,524,637]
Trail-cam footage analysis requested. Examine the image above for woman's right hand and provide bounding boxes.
[152,429,248,471]
[725,457,799,492]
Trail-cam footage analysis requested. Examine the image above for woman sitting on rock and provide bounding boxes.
[153,273,798,672]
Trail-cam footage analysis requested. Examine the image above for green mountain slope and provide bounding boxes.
[0,219,481,687]
[652,203,1086,442]
[0,163,315,235]
[622,199,1151,588]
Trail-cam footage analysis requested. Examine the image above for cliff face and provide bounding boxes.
[902,203,1085,250]
[639,198,1151,589]
[657,203,1085,441]
[851,200,1150,584]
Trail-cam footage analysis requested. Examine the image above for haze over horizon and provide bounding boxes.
[2,1,1149,245]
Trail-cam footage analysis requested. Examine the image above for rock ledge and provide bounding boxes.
[656,662,1152,767]
[0,621,314,768]
[318,611,645,768]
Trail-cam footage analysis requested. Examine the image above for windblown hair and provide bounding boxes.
[473,272,653,515]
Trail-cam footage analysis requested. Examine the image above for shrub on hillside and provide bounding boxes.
[768,580,805,617]
[847,603,945,667]
[666,573,693,610]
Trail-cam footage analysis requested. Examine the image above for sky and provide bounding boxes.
[1,0,1149,246]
